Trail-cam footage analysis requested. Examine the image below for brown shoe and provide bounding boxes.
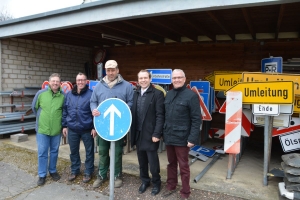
[82,174,92,183]
[161,188,177,198]
[68,173,77,181]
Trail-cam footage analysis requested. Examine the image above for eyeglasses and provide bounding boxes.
[76,79,87,82]
[172,76,184,80]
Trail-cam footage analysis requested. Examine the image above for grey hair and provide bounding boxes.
[49,73,61,81]
[172,69,185,77]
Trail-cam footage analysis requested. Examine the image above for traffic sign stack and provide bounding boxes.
[279,153,300,199]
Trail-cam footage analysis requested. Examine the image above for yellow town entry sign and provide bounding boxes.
[226,81,294,104]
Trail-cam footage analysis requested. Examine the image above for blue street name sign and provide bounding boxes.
[89,80,99,91]
[190,145,216,157]
[94,98,132,141]
[147,69,172,84]
[261,57,283,73]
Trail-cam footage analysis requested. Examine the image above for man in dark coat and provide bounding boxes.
[131,69,165,196]
[161,69,201,200]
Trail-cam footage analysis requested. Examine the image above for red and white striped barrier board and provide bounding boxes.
[224,91,242,154]
[209,128,225,139]
[273,117,300,137]
[214,97,221,112]
[241,109,252,137]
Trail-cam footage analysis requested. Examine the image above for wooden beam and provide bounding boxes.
[123,20,181,43]
[206,11,235,41]
[177,14,216,42]
[241,8,256,40]
[150,18,198,42]
[102,22,164,43]
[275,4,285,39]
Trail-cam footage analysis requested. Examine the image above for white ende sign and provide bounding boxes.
[279,131,300,152]
[252,104,279,116]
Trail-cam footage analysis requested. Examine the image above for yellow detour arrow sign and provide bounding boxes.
[214,72,243,91]
[204,73,214,84]
[205,71,245,85]
[243,72,300,96]
[226,81,294,104]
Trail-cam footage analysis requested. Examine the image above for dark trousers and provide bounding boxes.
[68,128,94,175]
[136,144,161,187]
[166,145,190,198]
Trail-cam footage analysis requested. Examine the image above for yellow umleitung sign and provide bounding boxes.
[294,96,300,113]
[243,72,300,96]
[205,71,245,85]
[226,81,294,104]
[214,73,243,91]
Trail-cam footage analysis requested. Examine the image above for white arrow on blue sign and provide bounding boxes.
[94,98,132,141]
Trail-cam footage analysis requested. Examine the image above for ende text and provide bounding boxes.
[244,87,288,99]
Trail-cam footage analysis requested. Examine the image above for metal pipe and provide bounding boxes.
[0,104,31,108]
[194,153,221,183]
[0,126,35,135]
[109,141,115,200]
[263,115,270,186]
[0,115,35,122]
[0,40,2,113]
[0,122,36,129]
[1,124,36,131]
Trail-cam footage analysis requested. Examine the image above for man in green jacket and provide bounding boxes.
[32,73,65,186]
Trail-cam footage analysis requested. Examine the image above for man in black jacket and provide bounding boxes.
[131,70,165,196]
[161,69,201,200]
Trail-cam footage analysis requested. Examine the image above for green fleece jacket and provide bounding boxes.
[32,87,64,136]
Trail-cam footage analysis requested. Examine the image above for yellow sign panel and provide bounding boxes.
[294,96,300,113]
[214,73,243,91]
[243,72,300,96]
[204,73,214,83]
[226,81,294,104]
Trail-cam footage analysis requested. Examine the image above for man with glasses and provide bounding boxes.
[62,72,96,183]
[32,73,65,186]
[161,69,201,200]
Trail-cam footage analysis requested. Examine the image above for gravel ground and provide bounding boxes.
[0,142,246,200]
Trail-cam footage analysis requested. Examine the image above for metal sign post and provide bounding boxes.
[263,115,274,186]
[94,98,132,200]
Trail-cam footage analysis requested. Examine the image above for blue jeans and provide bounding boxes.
[68,128,94,175]
[36,133,61,177]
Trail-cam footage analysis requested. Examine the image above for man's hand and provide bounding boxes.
[91,129,97,138]
[187,142,194,148]
[92,109,100,117]
[62,128,68,137]
[152,137,160,143]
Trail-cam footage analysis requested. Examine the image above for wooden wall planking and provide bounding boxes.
[105,41,300,83]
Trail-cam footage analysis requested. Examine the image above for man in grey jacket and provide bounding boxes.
[90,60,134,188]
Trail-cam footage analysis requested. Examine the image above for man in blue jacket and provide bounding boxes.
[62,72,97,183]
[90,60,133,188]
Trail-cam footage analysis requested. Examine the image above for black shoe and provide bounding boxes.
[151,185,161,196]
[50,172,61,181]
[138,183,150,194]
[82,174,92,183]
[68,173,78,181]
[37,177,46,186]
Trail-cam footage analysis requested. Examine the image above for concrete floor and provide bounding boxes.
[1,133,283,200]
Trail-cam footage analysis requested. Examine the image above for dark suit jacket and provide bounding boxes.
[130,85,165,151]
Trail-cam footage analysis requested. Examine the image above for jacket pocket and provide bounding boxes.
[172,125,188,140]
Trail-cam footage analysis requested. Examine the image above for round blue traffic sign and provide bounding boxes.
[94,98,132,141]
